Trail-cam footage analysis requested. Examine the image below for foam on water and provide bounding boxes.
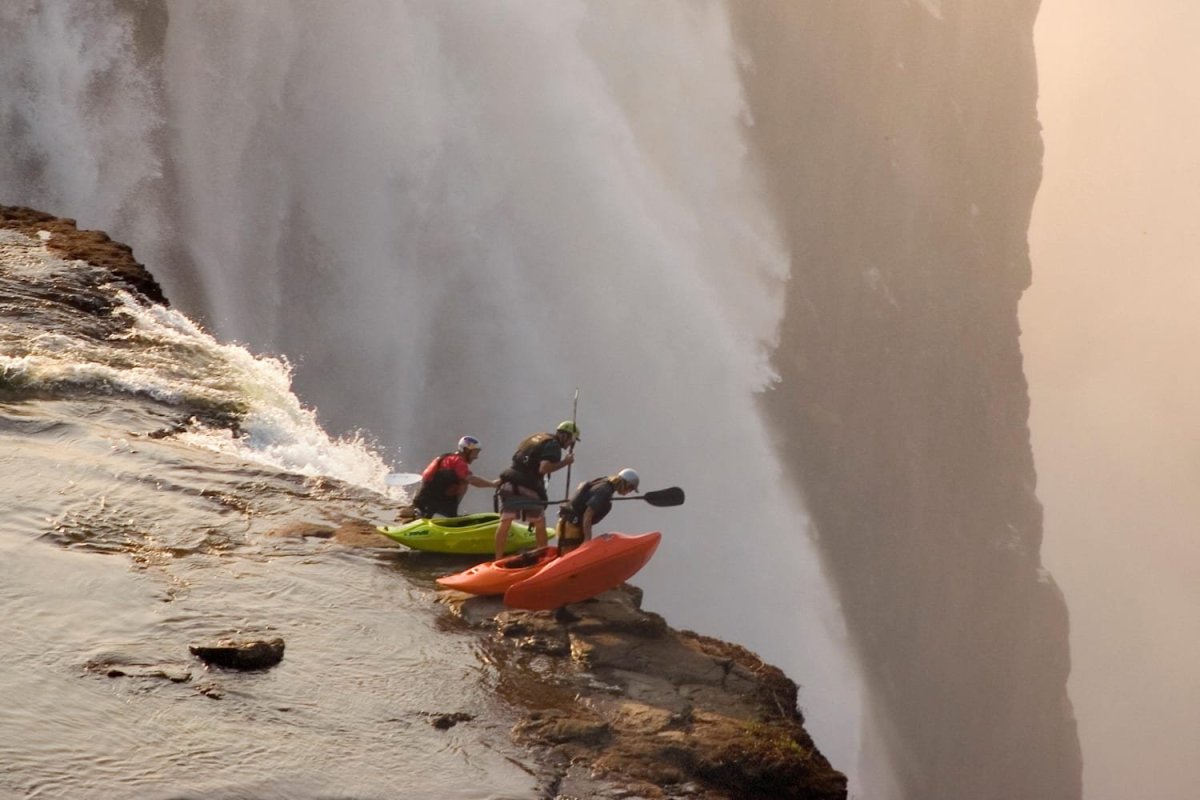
[1,231,389,490]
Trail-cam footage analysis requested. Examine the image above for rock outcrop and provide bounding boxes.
[444,586,847,800]
[0,206,166,304]
[732,3,1082,800]
[189,637,286,671]
[269,511,849,798]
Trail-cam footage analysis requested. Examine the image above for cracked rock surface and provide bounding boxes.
[442,585,847,800]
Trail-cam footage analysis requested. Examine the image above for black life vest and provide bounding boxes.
[511,432,555,475]
[560,477,615,525]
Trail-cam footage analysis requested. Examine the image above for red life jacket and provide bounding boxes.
[421,453,468,497]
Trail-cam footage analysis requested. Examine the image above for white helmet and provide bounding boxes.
[616,468,640,491]
[457,435,481,453]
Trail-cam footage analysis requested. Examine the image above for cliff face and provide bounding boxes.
[732,3,1082,799]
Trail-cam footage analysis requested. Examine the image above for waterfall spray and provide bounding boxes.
[1,0,866,783]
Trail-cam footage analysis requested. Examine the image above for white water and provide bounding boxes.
[0,230,388,487]
[1,0,865,783]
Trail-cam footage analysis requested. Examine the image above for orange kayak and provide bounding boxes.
[436,546,559,596]
[503,532,662,611]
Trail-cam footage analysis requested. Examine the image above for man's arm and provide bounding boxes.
[467,474,500,488]
[538,452,574,475]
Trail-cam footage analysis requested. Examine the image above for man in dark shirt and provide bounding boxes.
[493,421,580,559]
[556,468,640,554]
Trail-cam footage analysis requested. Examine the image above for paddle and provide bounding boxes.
[510,486,685,509]
[615,486,685,507]
[562,387,579,498]
[385,472,423,487]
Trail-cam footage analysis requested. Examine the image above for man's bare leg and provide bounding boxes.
[494,512,516,561]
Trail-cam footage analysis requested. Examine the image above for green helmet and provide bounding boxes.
[556,420,581,440]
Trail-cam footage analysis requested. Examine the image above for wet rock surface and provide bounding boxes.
[0,206,167,304]
[441,585,847,800]
[189,636,286,671]
[85,654,193,684]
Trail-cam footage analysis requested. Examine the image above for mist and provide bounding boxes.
[15,1,1189,795]
[0,0,866,784]
[1025,2,1200,798]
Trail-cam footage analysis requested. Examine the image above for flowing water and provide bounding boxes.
[1,230,539,798]
[1,1,866,794]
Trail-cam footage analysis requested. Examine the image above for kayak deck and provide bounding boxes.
[377,513,551,554]
[503,531,661,610]
[436,546,560,595]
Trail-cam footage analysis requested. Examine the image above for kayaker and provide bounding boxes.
[411,436,500,518]
[556,468,640,554]
[493,421,580,559]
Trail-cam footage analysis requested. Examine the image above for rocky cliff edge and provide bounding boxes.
[2,208,848,800]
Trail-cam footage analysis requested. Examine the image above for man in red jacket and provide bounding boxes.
[412,436,499,518]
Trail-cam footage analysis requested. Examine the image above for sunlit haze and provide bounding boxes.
[1025,3,1200,798]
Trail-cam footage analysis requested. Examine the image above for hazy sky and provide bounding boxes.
[1024,3,1200,799]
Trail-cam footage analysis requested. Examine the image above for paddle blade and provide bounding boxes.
[385,472,423,487]
[641,486,684,507]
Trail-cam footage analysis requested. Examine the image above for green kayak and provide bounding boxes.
[377,513,552,554]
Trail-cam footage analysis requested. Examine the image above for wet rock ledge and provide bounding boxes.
[0,205,167,304]
[442,585,847,800]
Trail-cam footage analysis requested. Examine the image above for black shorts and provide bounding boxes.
[498,468,547,517]
[498,483,545,518]
[413,485,462,518]
[415,495,460,518]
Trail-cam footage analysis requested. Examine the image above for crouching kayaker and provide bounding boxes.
[493,421,579,559]
[556,468,639,555]
[412,436,499,518]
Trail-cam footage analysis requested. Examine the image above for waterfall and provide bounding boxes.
[2,0,866,786]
